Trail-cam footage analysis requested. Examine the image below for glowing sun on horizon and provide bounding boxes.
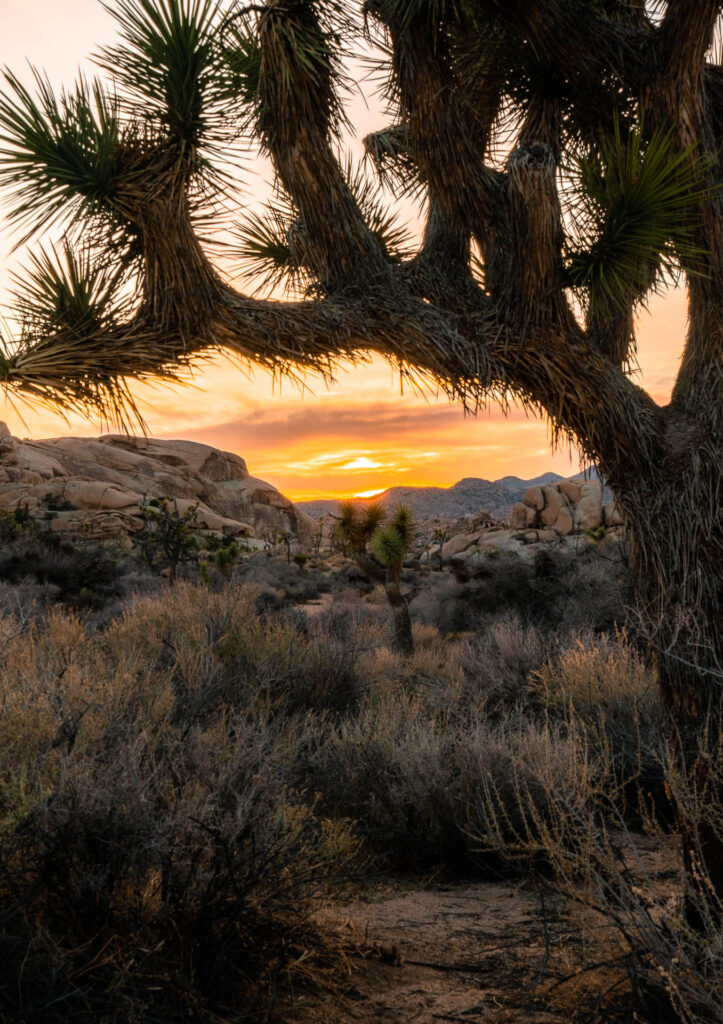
[354,488,387,499]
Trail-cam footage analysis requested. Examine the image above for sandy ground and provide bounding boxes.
[287,835,682,1024]
[290,880,578,1023]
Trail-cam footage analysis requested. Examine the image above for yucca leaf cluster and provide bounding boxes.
[335,501,413,578]
[565,120,709,313]
[0,73,123,243]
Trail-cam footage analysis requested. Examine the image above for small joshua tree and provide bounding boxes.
[336,502,415,655]
[138,497,198,583]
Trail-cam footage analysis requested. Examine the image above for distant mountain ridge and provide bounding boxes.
[296,471,613,521]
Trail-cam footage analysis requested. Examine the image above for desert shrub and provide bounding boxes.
[215,602,381,714]
[0,503,37,542]
[459,613,551,716]
[0,606,359,1023]
[545,542,632,634]
[0,534,124,609]
[230,554,333,608]
[0,578,61,617]
[533,629,657,723]
[299,690,606,875]
[0,573,700,1021]
[409,574,469,631]
[471,734,722,1024]
[531,630,669,826]
[299,693,461,868]
[456,719,601,872]
[295,617,669,874]
[98,583,379,719]
[411,543,629,636]
[40,492,77,512]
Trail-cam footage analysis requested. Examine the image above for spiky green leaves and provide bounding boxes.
[0,72,122,242]
[566,121,710,313]
[233,205,299,295]
[367,0,465,33]
[11,243,131,341]
[369,524,405,566]
[335,501,413,575]
[234,158,411,295]
[100,0,229,153]
[218,17,262,107]
[390,504,414,547]
[336,500,387,550]
[335,499,361,545]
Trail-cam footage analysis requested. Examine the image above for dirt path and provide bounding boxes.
[287,834,681,1023]
[296,881,574,1023]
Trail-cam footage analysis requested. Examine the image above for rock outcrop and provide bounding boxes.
[414,475,622,567]
[0,424,316,545]
[509,477,617,538]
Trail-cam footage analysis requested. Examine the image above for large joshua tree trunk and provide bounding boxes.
[0,0,721,907]
[624,449,722,925]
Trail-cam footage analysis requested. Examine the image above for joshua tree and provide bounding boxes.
[138,496,199,582]
[0,1,720,899]
[336,501,415,653]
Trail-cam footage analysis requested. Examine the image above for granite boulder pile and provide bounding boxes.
[509,478,622,537]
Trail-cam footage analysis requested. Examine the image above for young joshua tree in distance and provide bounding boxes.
[0,0,720,907]
[336,501,415,655]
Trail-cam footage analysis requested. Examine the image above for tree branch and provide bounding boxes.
[378,7,501,245]
[642,4,723,435]
[658,1,722,85]
[256,0,390,293]
[505,143,570,335]
[477,0,653,90]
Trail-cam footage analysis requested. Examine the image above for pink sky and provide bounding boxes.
[0,1,687,499]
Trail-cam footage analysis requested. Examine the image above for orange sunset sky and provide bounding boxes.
[0,1,687,500]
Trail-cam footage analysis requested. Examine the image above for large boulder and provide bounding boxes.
[559,480,582,505]
[442,531,481,560]
[576,479,604,530]
[540,485,570,526]
[0,423,315,545]
[603,502,623,527]
[510,502,537,529]
[553,506,575,535]
[60,480,142,510]
[522,486,545,510]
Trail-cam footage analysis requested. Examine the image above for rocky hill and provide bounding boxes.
[0,423,316,545]
[297,471,612,521]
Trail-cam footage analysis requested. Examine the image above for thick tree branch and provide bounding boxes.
[641,4,723,435]
[658,0,722,86]
[256,0,390,292]
[506,144,569,333]
[400,195,483,311]
[478,0,653,90]
[378,8,500,245]
[3,249,665,504]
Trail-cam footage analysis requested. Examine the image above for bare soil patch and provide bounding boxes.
[291,880,569,1023]
[292,840,681,1024]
